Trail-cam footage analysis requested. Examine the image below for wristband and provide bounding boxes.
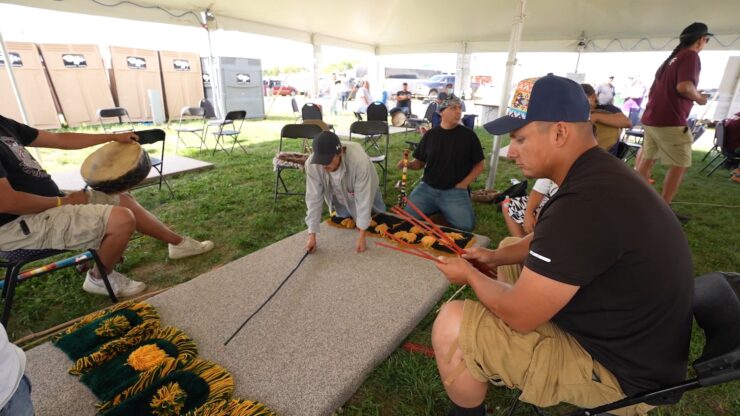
[56,196,62,207]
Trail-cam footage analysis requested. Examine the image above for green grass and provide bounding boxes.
[4,100,739,415]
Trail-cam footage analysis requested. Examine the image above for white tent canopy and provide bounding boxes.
[4,0,739,187]
[7,0,740,54]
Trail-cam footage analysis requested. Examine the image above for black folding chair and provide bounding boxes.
[701,121,724,162]
[349,121,389,196]
[366,101,388,122]
[700,121,740,176]
[174,106,207,153]
[273,123,323,206]
[301,103,334,131]
[136,129,174,197]
[404,103,438,149]
[621,107,644,144]
[97,107,135,134]
[209,110,247,155]
[1,249,118,326]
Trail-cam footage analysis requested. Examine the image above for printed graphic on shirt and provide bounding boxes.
[1,136,50,179]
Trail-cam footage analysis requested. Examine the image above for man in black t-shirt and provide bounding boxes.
[394,82,412,114]
[431,76,693,416]
[396,95,484,231]
[0,115,214,298]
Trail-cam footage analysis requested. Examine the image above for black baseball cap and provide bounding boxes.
[311,131,342,165]
[680,22,713,41]
[483,74,590,135]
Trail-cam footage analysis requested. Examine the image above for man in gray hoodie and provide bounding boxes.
[305,131,386,253]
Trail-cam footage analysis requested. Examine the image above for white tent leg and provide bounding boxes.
[485,0,526,190]
[1,30,43,162]
[311,35,321,99]
[0,31,29,124]
[455,42,471,99]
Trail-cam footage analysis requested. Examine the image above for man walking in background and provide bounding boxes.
[637,22,711,218]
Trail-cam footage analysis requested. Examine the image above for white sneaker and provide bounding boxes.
[168,237,214,260]
[83,270,146,297]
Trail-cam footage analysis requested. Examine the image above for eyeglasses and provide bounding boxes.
[705,36,711,44]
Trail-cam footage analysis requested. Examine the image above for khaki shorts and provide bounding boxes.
[642,126,693,167]
[0,189,119,252]
[455,236,652,415]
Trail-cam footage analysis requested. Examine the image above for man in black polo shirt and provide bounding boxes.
[396,95,484,231]
[431,75,693,416]
[394,82,412,114]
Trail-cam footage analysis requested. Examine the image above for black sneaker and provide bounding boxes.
[672,210,691,225]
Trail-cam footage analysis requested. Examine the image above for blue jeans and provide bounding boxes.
[405,182,475,231]
[0,375,34,416]
[333,188,386,218]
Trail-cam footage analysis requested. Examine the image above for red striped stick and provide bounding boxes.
[374,242,441,263]
[398,198,497,279]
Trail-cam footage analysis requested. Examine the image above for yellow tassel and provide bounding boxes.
[70,320,162,376]
[94,315,131,337]
[420,235,437,248]
[128,344,168,371]
[150,381,187,416]
[339,218,356,229]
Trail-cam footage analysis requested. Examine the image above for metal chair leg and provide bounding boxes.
[90,249,118,303]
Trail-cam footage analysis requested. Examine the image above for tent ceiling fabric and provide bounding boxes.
[8,0,739,53]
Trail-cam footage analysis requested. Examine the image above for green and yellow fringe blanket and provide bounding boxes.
[53,301,274,416]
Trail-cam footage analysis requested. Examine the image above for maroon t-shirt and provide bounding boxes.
[641,49,700,127]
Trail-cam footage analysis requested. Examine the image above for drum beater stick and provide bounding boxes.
[224,251,310,346]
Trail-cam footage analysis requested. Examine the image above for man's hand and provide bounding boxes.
[696,94,709,106]
[396,159,406,170]
[461,247,498,268]
[62,190,90,205]
[111,132,139,144]
[355,230,366,253]
[305,233,317,253]
[454,181,468,189]
[435,256,476,285]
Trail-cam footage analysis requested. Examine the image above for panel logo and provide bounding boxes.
[173,59,191,71]
[62,54,87,68]
[126,56,147,70]
[0,52,23,68]
[236,73,251,84]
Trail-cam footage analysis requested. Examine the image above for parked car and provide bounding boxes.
[270,80,298,96]
[414,74,455,99]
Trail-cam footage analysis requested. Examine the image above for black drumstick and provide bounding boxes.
[224,251,310,346]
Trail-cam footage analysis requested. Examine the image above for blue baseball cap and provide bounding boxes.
[484,74,590,135]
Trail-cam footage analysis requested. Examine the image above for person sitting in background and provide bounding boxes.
[501,178,558,238]
[0,114,214,298]
[581,83,632,151]
[398,95,484,231]
[393,82,412,115]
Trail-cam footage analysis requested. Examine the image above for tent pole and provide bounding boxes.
[485,0,526,190]
[202,10,222,119]
[0,31,30,125]
[1,30,43,163]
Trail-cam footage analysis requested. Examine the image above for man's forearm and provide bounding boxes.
[493,234,532,265]
[457,161,484,188]
[0,190,59,215]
